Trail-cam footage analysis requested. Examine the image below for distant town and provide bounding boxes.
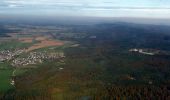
[0,49,65,67]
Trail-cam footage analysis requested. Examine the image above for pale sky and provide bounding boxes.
[0,0,170,18]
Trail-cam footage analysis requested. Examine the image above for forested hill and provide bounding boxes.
[66,22,170,51]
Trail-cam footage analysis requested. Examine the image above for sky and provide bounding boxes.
[0,0,170,18]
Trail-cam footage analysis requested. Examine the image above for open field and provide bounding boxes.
[18,37,33,43]
[35,36,47,41]
[16,33,65,52]
[26,39,64,52]
[0,40,32,50]
[2,32,66,52]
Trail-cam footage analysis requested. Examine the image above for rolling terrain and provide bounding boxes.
[0,22,170,99]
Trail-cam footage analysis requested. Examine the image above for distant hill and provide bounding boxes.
[0,26,14,37]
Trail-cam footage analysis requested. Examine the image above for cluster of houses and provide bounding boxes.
[129,48,157,55]
[12,51,65,67]
[0,49,25,62]
[0,48,65,67]
[129,48,170,56]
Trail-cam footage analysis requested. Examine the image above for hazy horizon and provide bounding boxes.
[0,15,170,26]
[1,0,170,18]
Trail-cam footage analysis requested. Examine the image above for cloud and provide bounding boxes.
[0,0,170,18]
[1,0,169,9]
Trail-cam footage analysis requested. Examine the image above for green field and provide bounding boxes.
[0,40,33,50]
[0,62,13,92]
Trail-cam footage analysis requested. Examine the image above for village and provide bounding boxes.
[12,51,65,67]
[0,49,25,62]
[0,48,65,67]
[129,48,160,55]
